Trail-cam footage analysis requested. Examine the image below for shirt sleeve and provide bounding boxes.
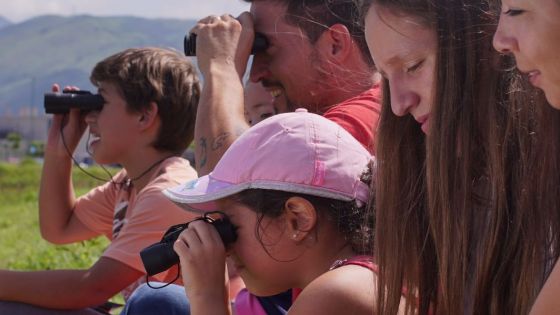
[322,87,381,154]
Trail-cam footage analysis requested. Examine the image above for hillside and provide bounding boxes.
[0,16,11,29]
[0,15,196,114]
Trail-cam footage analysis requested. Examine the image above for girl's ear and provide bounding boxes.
[283,196,318,242]
[138,101,159,130]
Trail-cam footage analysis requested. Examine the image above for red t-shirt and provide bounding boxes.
[323,85,381,154]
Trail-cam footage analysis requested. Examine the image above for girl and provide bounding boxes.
[164,110,376,315]
[494,1,560,314]
[363,0,558,314]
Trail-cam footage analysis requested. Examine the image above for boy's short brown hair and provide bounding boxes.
[90,47,200,154]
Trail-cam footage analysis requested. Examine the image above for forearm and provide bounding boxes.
[195,66,249,176]
[190,291,231,315]
[191,304,231,315]
[38,152,77,243]
[0,269,113,309]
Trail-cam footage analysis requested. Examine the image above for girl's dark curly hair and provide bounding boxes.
[230,162,375,255]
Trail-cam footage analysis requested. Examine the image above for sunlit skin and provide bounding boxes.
[173,196,377,314]
[493,0,560,109]
[364,5,437,134]
[218,199,306,296]
[244,81,276,125]
[85,82,145,165]
[248,1,329,111]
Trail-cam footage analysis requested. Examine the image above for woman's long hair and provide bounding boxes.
[365,0,560,314]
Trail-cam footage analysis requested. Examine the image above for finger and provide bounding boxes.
[189,25,199,36]
[67,108,83,130]
[199,14,220,24]
[62,85,79,93]
[52,83,60,93]
[176,222,204,254]
[173,236,190,258]
[220,14,235,22]
[190,220,224,250]
[237,12,255,32]
[49,114,63,131]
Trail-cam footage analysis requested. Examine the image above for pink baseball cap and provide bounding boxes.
[164,109,373,212]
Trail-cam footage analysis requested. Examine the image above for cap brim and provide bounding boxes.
[163,175,245,213]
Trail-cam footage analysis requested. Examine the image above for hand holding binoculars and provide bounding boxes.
[183,32,268,56]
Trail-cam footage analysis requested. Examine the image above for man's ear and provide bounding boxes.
[283,196,318,242]
[138,102,159,130]
[315,23,353,62]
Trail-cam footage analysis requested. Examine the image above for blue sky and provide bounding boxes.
[1,0,251,23]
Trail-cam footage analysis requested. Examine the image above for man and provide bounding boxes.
[119,3,382,314]
[192,0,381,176]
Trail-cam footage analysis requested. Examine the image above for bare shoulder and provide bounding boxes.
[530,260,560,315]
[289,264,377,315]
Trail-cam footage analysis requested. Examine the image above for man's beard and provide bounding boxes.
[263,48,328,113]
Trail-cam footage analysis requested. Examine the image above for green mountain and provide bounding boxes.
[0,15,196,114]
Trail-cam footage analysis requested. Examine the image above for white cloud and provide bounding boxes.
[1,0,251,23]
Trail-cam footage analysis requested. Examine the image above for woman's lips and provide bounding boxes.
[527,70,541,88]
[416,114,430,134]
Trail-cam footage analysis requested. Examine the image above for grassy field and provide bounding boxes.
[0,159,132,313]
[0,159,115,270]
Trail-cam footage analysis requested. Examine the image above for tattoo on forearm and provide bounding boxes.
[235,125,247,137]
[198,137,207,169]
[198,126,247,169]
[211,132,231,151]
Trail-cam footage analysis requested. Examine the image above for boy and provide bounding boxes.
[0,47,200,314]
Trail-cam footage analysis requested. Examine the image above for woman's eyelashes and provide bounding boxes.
[405,60,424,74]
[377,59,424,80]
[503,8,525,16]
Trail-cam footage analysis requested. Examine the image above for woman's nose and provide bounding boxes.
[493,19,516,54]
[390,85,420,117]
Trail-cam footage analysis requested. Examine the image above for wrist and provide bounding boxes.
[190,295,231,315]
[44,150,74,166]
[204,62,243,81]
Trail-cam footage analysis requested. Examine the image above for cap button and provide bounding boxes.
[295,108,308,113]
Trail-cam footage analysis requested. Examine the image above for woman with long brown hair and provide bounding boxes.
[362,0,560,313]
[494,1,560,313]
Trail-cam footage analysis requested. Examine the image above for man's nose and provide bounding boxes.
[249,52,271,83]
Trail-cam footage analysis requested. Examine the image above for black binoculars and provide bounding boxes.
[44,90,104,114]
[183,32,269,56]
[140,212,238,276]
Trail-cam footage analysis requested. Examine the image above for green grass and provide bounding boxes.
[0,159,116,270]
[0,159,124,310]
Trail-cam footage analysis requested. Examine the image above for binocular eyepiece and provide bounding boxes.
[140,212,237,277]
[184,32,269,56]
[44,90,104,114]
